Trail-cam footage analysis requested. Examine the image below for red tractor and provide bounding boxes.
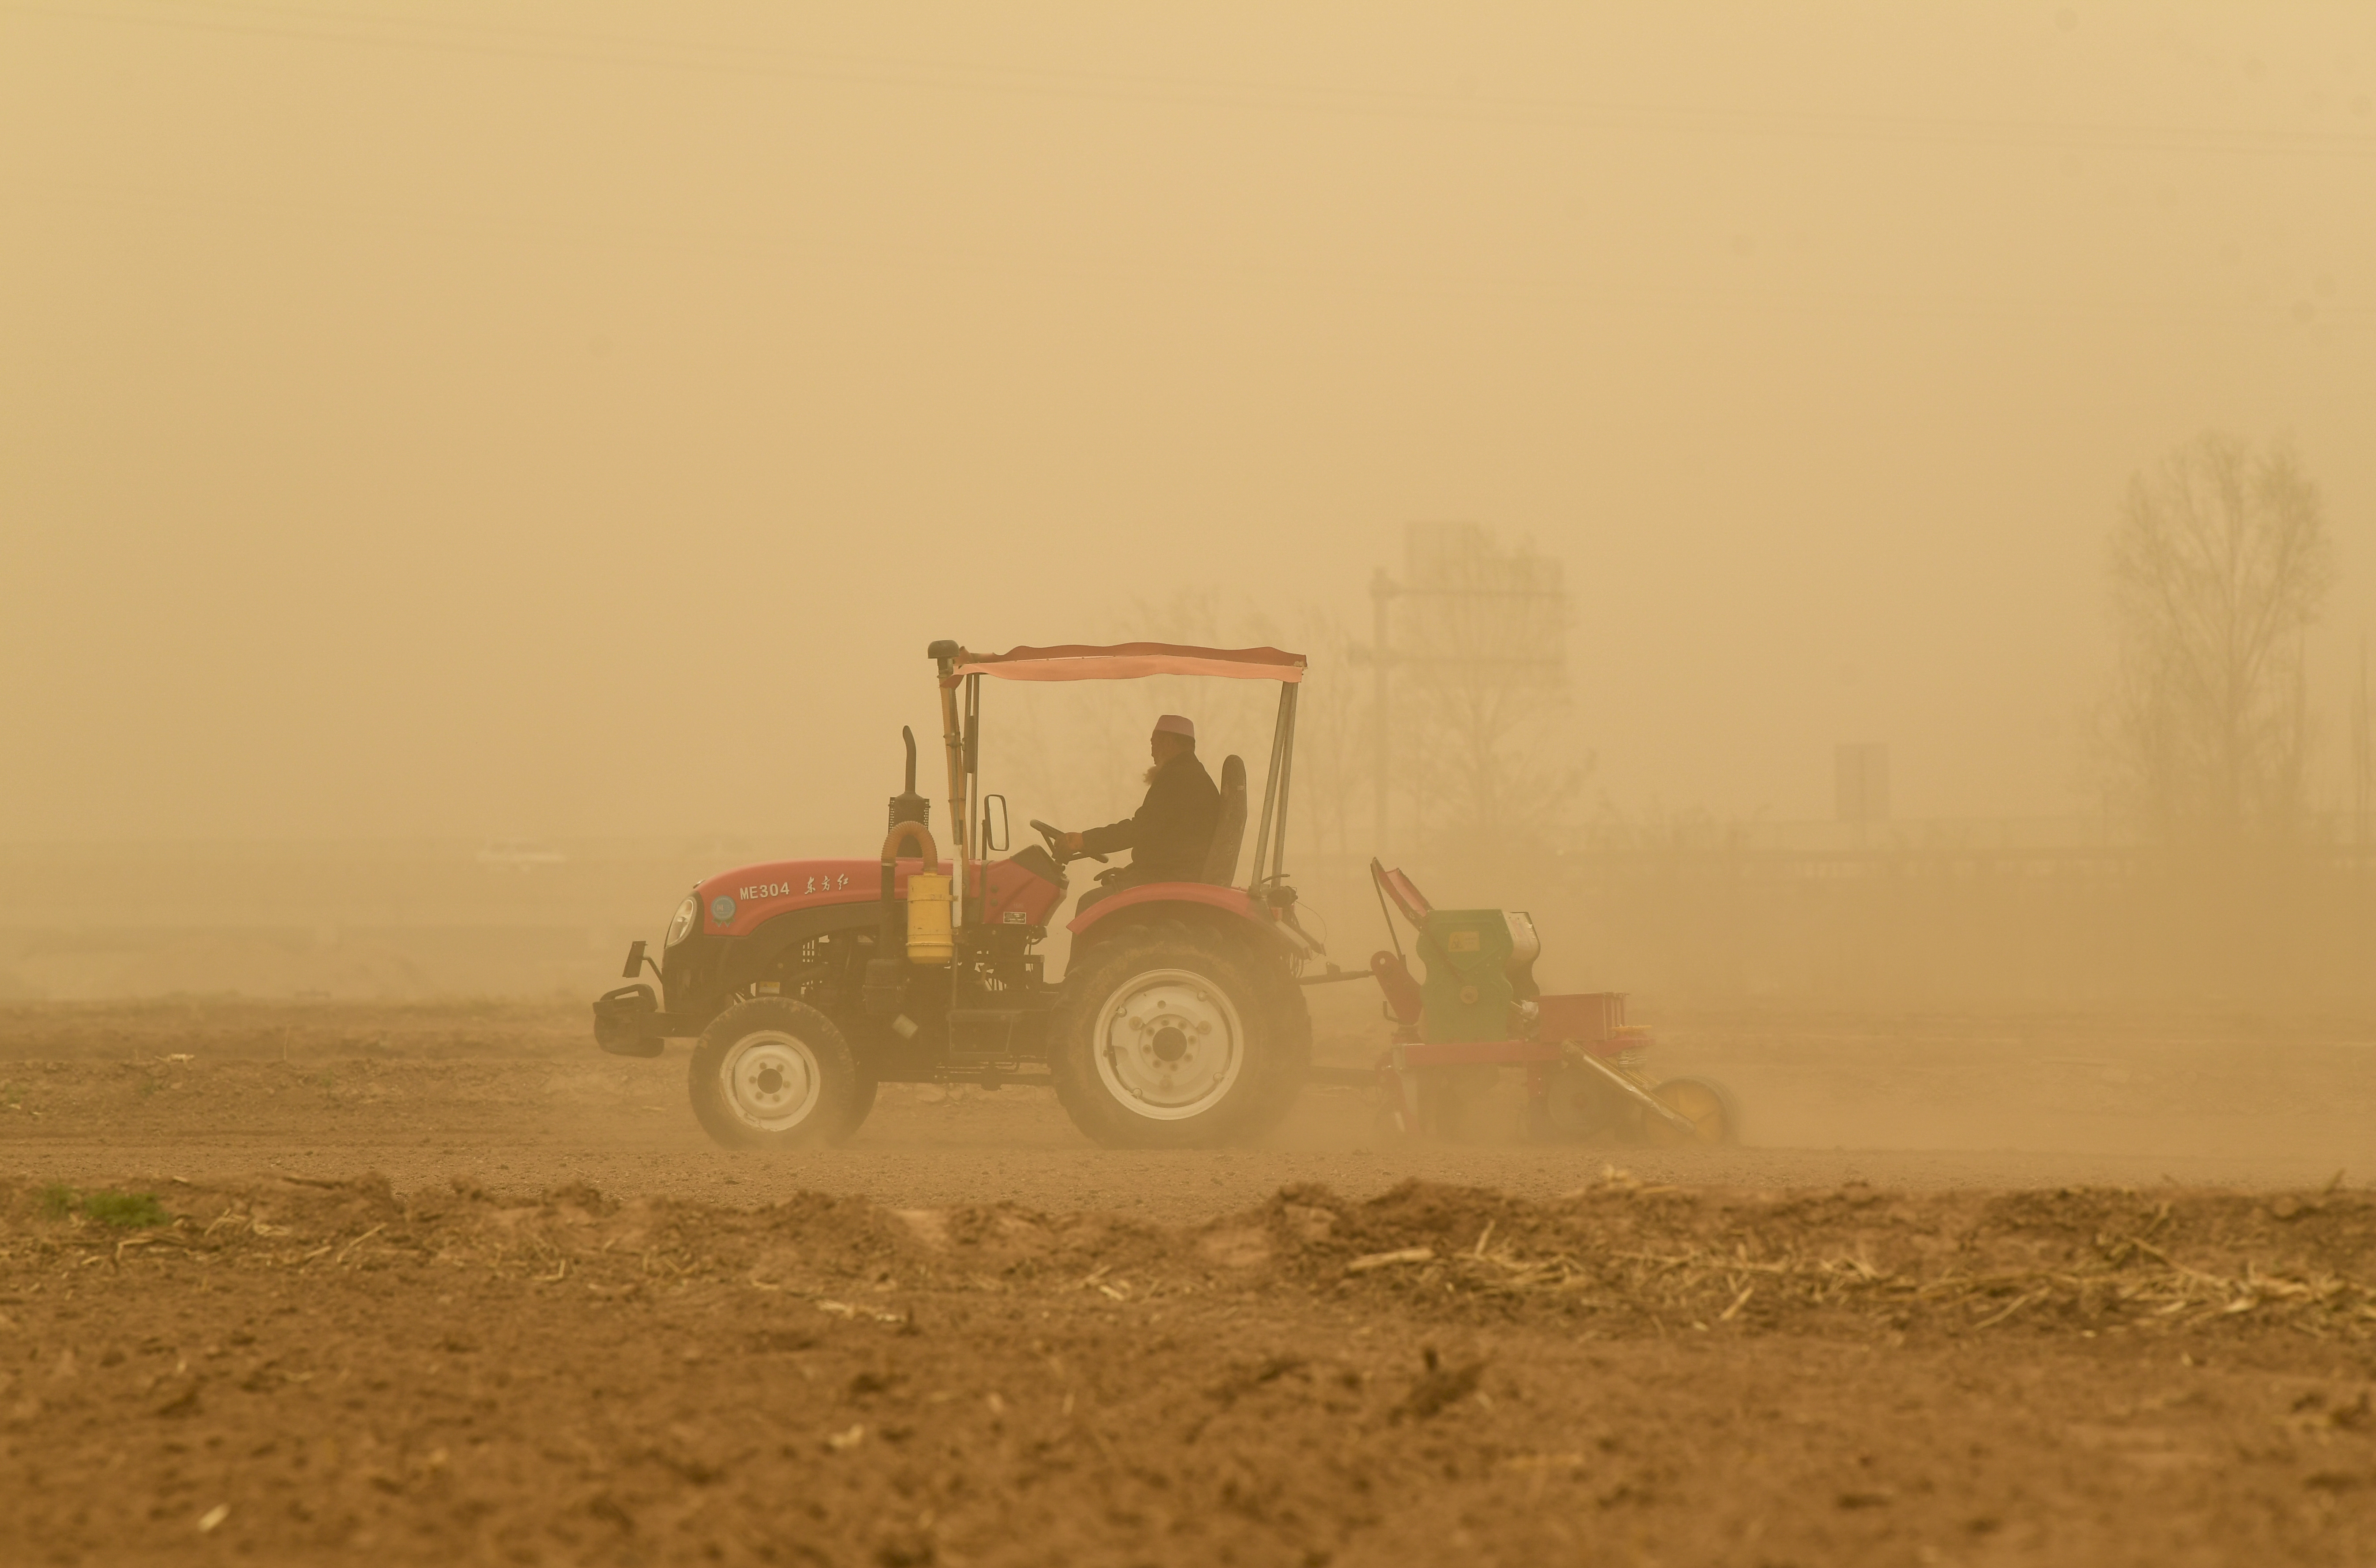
[593,639,1326,1149]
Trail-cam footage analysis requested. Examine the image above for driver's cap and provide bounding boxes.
[1152,713,1195,739]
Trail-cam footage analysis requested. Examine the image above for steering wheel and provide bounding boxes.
[1029,818,1107,864]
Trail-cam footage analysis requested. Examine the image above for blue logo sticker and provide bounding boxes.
[709,895,736,925]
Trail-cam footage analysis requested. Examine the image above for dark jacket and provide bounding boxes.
[1080,750,1220,884]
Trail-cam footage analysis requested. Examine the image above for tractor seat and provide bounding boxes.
[1201,754,1248,885]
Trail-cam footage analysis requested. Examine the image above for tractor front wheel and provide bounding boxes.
[687,996,866,1150]
[1050,924,1304,1149]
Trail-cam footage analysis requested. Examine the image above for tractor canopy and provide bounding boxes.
[929,637,1313,939]
[941,642,1305,685]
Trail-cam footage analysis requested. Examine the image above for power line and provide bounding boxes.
[12,174,2376,332]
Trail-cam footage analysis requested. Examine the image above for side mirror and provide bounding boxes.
[621,939,648,980]
[981,794,1010,854]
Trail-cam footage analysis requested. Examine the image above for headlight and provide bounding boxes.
[664,894,700,947]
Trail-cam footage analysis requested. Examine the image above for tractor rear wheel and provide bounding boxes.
[1050,923,1305,1148]
[687,996,864,1150]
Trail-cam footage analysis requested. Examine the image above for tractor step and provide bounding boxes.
[945,1006,1050,1066]
[935,1069,1053,1089]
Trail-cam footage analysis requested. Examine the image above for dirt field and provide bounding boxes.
[4,999,2374,1565]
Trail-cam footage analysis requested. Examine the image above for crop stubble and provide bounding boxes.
[4,1169,2375,1566]
[3,1000,2374,1565]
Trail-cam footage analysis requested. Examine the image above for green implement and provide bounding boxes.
[1416,908,1540,1044]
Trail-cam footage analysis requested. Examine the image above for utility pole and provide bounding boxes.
[2354,635,2370,859]
[1370,568,1398,855]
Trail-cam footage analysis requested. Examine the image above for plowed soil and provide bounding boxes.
[4,1000,2375,1566]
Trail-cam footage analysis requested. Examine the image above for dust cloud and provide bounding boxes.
[5,14,2376,1563]
[6,5,2372,846]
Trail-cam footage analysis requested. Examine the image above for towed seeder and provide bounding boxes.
[1330,860,1738,1146]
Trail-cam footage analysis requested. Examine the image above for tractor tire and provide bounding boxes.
[1049,922,1306,1149]
[1231,953,1312,1142]
[833,1060,881,1143]
[687,996,864,1151]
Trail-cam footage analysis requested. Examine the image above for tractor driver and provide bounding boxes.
[1061,714,1219,912]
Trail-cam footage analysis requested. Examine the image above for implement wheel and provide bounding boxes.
[1640,1075,1740,1148]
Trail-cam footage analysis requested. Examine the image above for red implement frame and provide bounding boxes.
[1362,862,1640,1134]
[1373,1022,1637,1135]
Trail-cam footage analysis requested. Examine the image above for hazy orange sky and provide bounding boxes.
[5,3,2371,847]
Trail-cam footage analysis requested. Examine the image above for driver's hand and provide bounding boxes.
[1061,831,1084,855]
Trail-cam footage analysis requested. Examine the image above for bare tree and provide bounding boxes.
[1392,523,1588,859]
[2105,432,2336,845]
[2354,637,2370,853]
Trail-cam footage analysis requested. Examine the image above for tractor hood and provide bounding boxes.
[693,859,938,940]
[691,851,1068,941]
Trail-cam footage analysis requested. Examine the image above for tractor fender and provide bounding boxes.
[1066,883,1306,962]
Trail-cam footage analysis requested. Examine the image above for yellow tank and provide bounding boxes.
[905,872,952,963]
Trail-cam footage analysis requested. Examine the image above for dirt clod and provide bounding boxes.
[1394,1347,1485,1421]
